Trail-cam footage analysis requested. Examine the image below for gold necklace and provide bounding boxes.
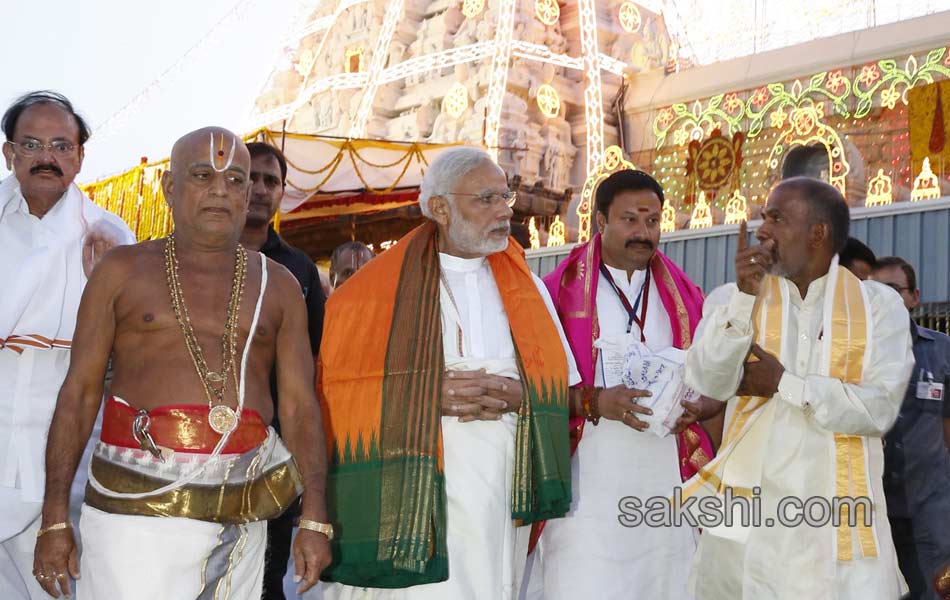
[164,234,247,434]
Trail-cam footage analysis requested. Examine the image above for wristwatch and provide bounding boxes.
[298,519,334,540]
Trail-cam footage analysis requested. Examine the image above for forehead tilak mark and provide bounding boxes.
[209,132,236,173]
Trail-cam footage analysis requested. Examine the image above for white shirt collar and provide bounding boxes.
[604,263,647,287]
[0,181,71,223]
[787,271,830,307]
[439,252,487,272]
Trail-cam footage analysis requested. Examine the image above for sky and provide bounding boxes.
[0,0,305,183]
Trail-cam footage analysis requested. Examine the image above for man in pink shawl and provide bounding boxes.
[527,170,723,599]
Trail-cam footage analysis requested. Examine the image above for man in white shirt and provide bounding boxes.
[0,91,134,598]
[533,169,721,599]
[682,176,914,599]
[318,146,580,600]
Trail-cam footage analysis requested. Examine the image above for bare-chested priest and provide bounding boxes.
[31,127,331,599]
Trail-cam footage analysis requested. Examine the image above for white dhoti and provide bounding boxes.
[78,427,297,600]
[0,346,73,600]
[537,423,696,599]
[78,504,266,600]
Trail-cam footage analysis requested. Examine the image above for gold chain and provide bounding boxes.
[164,234,247,411]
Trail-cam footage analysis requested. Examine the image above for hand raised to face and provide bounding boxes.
[735,221,774,296]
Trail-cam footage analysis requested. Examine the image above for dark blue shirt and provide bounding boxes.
[260,226,326,432]
[883,320,950,518]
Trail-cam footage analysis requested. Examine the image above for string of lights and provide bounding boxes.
[349,0,406,137]
[484,0,518,160]
[578,0,606,174]
[93,0,263,145]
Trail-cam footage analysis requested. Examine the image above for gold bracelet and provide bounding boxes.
[298,519,334,540]
[36,522,71,538]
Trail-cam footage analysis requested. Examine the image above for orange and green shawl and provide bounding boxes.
[318,222,571,588]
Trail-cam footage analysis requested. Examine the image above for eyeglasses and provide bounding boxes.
[6,140,78,157]
[449,190,517,208]
[882,283,912,293]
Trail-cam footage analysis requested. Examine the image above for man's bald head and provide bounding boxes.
[162,127,253,247]
[169,127,250,176]
[330,241,374,289]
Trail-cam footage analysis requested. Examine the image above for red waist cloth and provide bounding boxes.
[100,396,267,454]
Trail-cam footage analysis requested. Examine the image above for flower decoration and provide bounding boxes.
[770,107,788,128]
[673,128,689,146]
[657,107,674,128]
[881,86,901,110]
[858,64,881,87]
[826,70,845,94]
[723,93,742,114]
[750,86,770,109]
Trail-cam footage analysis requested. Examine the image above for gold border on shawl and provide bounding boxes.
[761,277,784,358]
[683,277,782,503]
[843,272,867,388]
[563,241,596,319]
[590,311,600,380]
[830,268,875,561]
[834,433,854,561]
[847,270,875,558]
[722,398,750,448]
[513,350,534,512]
[653,256,693,348]
[849,435,878,558]
[830,268,853,386]
[723,277,782,446]
[683,427,711,469]
[681,465,756,499]
[376,226,444,569]
[682,464,723,496]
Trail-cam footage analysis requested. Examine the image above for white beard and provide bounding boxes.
[447,204,509,256]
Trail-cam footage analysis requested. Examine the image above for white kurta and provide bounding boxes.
[0,178,133,599]
[0,180,133,512]
[324,253,580,600]
[684,276,913,600]
[533,265,697,600]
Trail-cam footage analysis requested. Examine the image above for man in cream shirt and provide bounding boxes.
[683,177,913,599]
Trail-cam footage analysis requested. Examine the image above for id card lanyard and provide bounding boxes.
[599,263,650,343]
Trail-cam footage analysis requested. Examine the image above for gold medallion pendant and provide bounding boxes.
[208,404,238,435]
[165,234,248,439]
